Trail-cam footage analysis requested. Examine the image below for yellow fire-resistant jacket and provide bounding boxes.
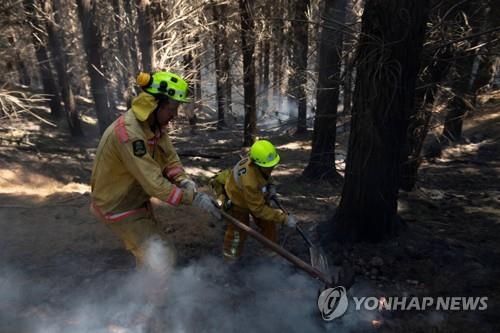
[91,95,192,216]
[225,157,287,224]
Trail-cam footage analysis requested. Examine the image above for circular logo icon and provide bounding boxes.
[317,286,348,321]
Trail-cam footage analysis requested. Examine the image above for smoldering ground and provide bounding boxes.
[0,238,386,333]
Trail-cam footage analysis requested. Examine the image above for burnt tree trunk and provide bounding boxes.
[212,0,227,128]
[221,5,233,117]
[271,0,286,114]
[469,0,499,100]
[123,0,139,75]
[9,35,31,86]
[44,0,83,136]
[191,44,201,131]
[76,0,112,133]
[193,35,202,107]
[136,0,154,72]
[470,0,499,99]
[112,0,130,100]
[442,96,470,142]
[272,8,283,98]
[261,38,270,112]
[303,0,347,180]
[181,37,198,131]
[289,0,309,134]
[256,40,265,114]
[332,0,430,242]
[342,0,360,117]
[213,1,232,126]
[239,0,257,146]
[23,0,62,117]
[441,0,483,143]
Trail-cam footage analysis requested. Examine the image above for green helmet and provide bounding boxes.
[250,140,280,168]
[136,71,190,103]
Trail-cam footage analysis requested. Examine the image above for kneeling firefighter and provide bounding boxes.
[90,71,220,268]
[210,140,298,261]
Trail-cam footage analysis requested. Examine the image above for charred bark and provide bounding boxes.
[182,37,198,132]
[136,0,154,72]
[76,0,112,133]
[212,0,226,128]
[111,0,130,100]
[221,16,232,117]
[23,0,62,117]
[7,35,30,86]
[123,0,139,75]
[342,0,360,117]
[468,1,497,102]
[261,39,270,112]
[239,0,257,146]
[442,95,471,142]
[44,0,83,136]
[272,16,283,97]
[271,3,285,115]
[332,0,430,242]
[303,0,347,180]
[212,1,232,129]
[441,0,484,144]
[194,35,202,109]
[289,0,309,134]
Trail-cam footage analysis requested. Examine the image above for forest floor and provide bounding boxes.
[0,92,499,333]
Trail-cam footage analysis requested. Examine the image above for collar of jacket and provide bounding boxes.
[139,117,166,140]
[124,108,165,141]
[247,160,268,187]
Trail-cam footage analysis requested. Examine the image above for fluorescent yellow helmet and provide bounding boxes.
[132,71,190,121]
[250,140,280,168]
[136,71,190,103]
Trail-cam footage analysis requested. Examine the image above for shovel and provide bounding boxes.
[273,198,355,292]
[219,209,336,287]
[272,198,331,276]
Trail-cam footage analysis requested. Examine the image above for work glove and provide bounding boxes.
[181,187,195,205]
[267,184,278,201]
[193,192,222,220]
[179,179,197,192]
[285,214,299,228]
[267,184,279,208]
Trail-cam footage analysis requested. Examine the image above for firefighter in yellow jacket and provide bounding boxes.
[90,71,220,268]
[222,140,298,260]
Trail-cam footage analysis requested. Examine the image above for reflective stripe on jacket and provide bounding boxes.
[90,202,149,223]
[90,108,191,215]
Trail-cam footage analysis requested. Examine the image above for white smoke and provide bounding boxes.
[0,238,381,333]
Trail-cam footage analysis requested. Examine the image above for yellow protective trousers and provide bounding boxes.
[223,204,277,260]
[90,203,177,268]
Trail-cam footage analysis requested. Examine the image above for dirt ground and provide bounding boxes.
[0,94,499,332]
